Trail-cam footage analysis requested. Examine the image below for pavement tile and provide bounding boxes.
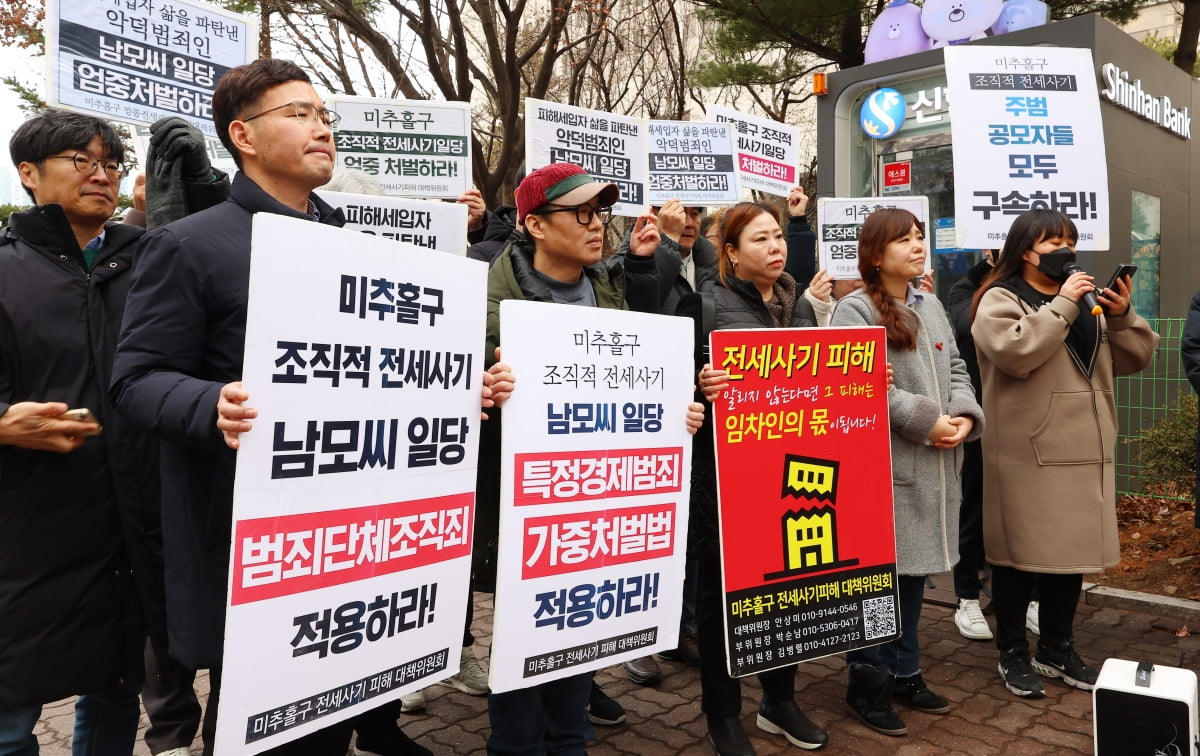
[33,588,1200,755]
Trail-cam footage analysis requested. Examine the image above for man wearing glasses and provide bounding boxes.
[114,59,435,756]
[0,108,225,754]
[478,162,674,754]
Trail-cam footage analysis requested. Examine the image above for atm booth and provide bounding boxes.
[816,12,1200,317]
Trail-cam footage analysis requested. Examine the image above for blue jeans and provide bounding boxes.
[847,574,926,679]
[0,689,140,756]
[486,672,591,756]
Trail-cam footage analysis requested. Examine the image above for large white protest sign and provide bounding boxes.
[214,214,486,754]
[316,191,468,256]
[489,301,693,693]
[325,95,473,199]
[706,105,800,198]
[816,196,931,280]
[945,46,1110,250]
[525,99,649,217]
[647,120,741,206]
[45,0,254,137]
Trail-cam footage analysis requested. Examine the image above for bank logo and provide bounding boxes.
[860,88,906,139]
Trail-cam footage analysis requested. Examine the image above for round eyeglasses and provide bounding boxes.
[536,204,614,226]
[45,153,125,181]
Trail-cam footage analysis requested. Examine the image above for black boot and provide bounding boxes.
[757,697,828,750]
[892,672,950,714]
[707,715,755,756]
[845,664,906,736]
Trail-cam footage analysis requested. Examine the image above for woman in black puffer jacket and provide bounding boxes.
[689,202,824,756]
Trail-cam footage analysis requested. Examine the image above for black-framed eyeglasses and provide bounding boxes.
[535,203,613,226]
[44,153,125,181]
[242,101,341,128]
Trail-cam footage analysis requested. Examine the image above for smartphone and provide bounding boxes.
[1103,263,1137,293]
[60,407,103,436]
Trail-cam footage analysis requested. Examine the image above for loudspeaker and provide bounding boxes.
[1094,658,1198,756]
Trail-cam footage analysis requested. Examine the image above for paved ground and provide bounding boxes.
[35,585,1200,755]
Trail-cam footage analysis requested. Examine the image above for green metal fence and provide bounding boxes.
[1115,317,1192,499]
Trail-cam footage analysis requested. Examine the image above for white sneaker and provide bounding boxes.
[439,646,489,695]
[153,749,192,756]
[400,687,426,713]
[954,598,993,640]
[1026,601,1040,635]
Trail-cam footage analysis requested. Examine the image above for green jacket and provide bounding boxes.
[483,236,655,366]
[473,236,657,590]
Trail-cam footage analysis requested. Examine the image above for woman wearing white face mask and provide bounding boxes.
[970,209,1158,700]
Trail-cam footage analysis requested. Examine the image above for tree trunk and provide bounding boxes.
[1174,0,1200,75]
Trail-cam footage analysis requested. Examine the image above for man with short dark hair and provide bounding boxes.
[113,59,427,756]
[0,107,222,756]
[479,161,703,754]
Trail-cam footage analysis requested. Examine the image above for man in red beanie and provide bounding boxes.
[476,162,701,754]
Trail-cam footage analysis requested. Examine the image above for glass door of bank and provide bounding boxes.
[878,145,986,302]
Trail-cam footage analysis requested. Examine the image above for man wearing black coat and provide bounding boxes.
[1182,290,1200,527]
[0,108,225,755]
[111,60,430,756]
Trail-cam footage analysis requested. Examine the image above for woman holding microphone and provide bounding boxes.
[970,209,1158,698]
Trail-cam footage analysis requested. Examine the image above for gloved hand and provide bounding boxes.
[148,116,212,183]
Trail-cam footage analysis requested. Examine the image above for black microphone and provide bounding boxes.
[1063,262,1102,316]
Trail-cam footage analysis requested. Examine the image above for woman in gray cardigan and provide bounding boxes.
[829,208,984,737]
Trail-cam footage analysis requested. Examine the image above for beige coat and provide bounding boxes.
[971,287,1159,573]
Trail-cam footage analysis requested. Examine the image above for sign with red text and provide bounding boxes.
[524,99,649,217]
[489,301,694,693]
[647,120,741,205]
[214,214,486,754]
[46,0,254,137]
[882,161,911,194]
[325,95,473,199]
[706,104,800,198]
[710,327,899,677]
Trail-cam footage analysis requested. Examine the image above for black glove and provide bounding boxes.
[148,116,212,183]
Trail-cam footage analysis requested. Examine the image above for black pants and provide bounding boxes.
[953,439,986,600]
[991,566,1081,651]
[142,640,205,754]
[696,545,795,717]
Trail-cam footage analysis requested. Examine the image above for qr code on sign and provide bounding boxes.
[862,595,897,640]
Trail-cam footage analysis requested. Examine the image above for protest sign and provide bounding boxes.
[647,120,740,206]
[945,46,1110,249]
[705,105,800,198]
[316,191,468,256]
[525,99,649,217]
[325,95,473,198]
[45,0,253,137]
[710,326,899,677]
[213,214,486,754]
[488,301,693,693]
[815,196,931,280]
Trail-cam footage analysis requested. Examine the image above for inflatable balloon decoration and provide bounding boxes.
[921,0,1004,47]
[863,0,1051,63]
[864,0,932,64]
[991,0,1050,35]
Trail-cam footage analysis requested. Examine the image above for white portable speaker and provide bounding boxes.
[1093,658,1198,755]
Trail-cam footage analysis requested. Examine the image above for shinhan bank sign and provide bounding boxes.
[1100,62,1192,139]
